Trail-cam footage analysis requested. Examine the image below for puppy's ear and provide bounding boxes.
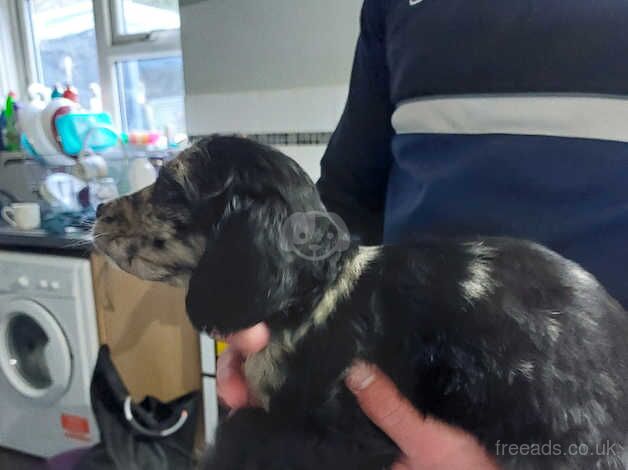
[185,136,336,333]
[186,199,296,334]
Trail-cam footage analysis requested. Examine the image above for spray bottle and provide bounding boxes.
[2,92,19,151]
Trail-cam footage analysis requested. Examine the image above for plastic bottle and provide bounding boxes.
[0,109,5,151]
[51,84,64,99]
[62,83,79,103]
[2,92,20,151]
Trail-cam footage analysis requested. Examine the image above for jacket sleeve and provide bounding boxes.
[317,0,394,246]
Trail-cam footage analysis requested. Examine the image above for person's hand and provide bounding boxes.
[218,329,499,469]
[216,323,270,409]
[346,362,500,470]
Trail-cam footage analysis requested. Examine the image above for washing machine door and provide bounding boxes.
[0,299,72,403]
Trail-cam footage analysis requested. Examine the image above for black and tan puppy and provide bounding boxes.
[94,136,628,469]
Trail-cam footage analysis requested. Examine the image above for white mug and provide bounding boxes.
[1,203,41,230]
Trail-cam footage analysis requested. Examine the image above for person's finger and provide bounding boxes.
[346,363,500,469]
[216,347,249,409]
[216,324,270,410]
[227,323,270,356]
[391,460,412,470]
[346,362,428,458]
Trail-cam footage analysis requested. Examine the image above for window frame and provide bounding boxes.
[0,0,28,97]
[14,0,42,93]
[14,0,183,131]
[108,0,181,46]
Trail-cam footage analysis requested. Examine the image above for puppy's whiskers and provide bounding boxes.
[64,234,105,249]
[91,231,111,240]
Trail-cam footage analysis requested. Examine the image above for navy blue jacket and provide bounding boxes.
[318,0,628,306]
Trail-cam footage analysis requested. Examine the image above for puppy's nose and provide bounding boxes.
[96,204,105,218]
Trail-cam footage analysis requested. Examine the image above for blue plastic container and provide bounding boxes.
[55,113,119,155]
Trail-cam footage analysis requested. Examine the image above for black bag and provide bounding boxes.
[76,346,199,470]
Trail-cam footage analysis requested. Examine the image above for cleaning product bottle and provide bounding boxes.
[51,84,64,99]
[0,106,5,151]
[63,83,79,103]
[2,92,19,151]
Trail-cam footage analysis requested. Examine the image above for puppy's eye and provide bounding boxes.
[153,238,166,249]
[100,216,116,224]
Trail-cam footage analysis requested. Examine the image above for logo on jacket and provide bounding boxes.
[409,0,424,5]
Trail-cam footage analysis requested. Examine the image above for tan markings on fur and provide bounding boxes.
[97,189,205,284]
[244,246,381,409]
[294,246,381,344]
[243,341,286,410]
[461,241,496,302]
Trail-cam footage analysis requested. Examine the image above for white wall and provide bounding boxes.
[276,144,324,180]
[180,0,362,136]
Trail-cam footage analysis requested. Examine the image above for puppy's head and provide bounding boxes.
[92,167,203,286]
[94,136,346,335]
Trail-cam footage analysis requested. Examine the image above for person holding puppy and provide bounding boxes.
[218,325,499,469]
[219,0,628,467]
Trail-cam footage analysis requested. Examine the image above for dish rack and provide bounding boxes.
[0,149,177,208]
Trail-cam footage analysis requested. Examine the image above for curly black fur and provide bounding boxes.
[96,136,628,469]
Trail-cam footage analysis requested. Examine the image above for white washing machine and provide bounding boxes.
[0,251,100,458]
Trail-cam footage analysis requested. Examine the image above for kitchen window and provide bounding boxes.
[17,0,186,135]
[112,0,180,37]
[116,56,186,135]
[24,0,100,110]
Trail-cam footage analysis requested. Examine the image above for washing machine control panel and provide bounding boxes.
[12,276,62,290]
[16,276,29,288]
[10,276,67,294]
[0,261,74,297]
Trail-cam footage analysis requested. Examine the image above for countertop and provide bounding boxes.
[0,222,93,257]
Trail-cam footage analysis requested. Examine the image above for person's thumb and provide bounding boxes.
[346,362,425,458]
[346,362,501,470]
